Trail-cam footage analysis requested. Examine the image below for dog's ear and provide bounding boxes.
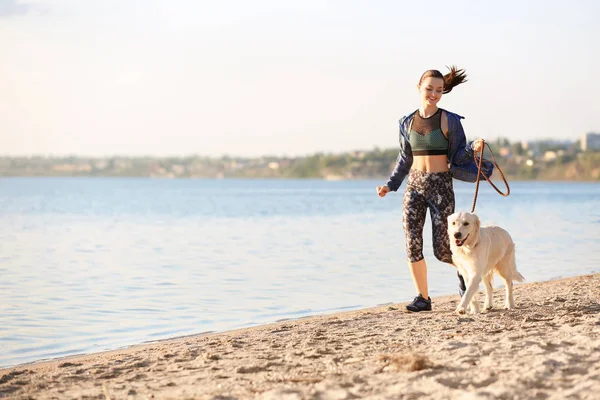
[473,214,481,231]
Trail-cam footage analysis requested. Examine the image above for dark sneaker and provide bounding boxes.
[406,294,432,312]
[458,272,466,297]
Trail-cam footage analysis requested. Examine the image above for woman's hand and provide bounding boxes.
[472,139,484,153]
[376,185,390,197]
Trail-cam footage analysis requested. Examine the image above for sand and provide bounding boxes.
[2,274,599,400]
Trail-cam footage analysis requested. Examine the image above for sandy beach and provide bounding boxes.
[2,274,599,399]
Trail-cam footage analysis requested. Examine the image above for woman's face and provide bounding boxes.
[418,76,444,107]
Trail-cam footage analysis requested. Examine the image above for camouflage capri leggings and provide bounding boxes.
[402,169,455,264]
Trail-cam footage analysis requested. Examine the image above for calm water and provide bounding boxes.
[1,178,599,368]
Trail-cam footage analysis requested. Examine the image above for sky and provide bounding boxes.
[1,0,599,157]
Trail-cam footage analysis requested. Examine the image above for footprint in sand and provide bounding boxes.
[0,370,30,384]
[236,365,268,374]
[58,362,83,368]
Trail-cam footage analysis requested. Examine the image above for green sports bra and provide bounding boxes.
[408,109,449,156]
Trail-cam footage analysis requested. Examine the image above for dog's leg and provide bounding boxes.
[497,248,518,309]
[503,279,515,309]
[482,273,494,311]
[469,298,480,314]
[456,270,482,314]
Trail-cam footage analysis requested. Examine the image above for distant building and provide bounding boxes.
[581,132,600,151]
[94,160,108,170]
[521,139,573,156]
[499,147,511,157]
[171,164,185,175]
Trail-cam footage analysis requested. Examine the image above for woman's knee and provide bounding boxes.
[434,247,453,264]
[406,236,424,263]
[432,221,453,263]
[407,250,425,263]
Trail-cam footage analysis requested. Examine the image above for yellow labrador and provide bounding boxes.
[448,212,525,314]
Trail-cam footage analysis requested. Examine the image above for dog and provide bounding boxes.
[448,212,525,314]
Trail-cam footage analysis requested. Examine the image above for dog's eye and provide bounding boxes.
[452,221,455,225]
[463,222,469,226]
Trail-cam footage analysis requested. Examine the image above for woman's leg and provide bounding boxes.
[428,173,455,265]
[403,184,428,298]
[408,259,428,299]
[427,173,466,293]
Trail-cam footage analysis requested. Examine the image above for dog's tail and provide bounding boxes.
[514,271,525,282]
[508,242,525,282]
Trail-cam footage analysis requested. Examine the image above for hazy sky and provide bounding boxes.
[1,0,599,157]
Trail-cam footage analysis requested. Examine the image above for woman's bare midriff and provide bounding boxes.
[411,155,449,173]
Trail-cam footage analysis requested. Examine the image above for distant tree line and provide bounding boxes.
[0,137,598,181]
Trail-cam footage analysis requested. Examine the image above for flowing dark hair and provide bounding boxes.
[419,65,467,94]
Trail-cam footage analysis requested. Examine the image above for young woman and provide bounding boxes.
[377,66,493,312]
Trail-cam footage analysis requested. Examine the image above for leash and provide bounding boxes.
[471,140,510,213]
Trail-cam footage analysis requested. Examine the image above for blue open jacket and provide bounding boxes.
[385,109,494,192]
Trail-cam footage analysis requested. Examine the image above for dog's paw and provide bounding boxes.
[469,303,480,314]
[482,306,493,313]
[504,304,515,310]
[455,306,467,314]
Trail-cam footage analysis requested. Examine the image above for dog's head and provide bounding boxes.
[447,212,480,247]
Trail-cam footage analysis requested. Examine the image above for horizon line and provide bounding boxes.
[0,136,584,160]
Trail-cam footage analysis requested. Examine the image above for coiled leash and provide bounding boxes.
[471,140,510,213]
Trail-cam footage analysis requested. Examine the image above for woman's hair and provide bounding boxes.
[419,65,467,94]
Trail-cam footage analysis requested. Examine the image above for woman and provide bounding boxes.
[377,66,493,312]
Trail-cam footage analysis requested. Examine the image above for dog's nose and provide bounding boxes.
[454,232,462,239]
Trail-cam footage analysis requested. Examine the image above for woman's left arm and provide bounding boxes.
[447,111,494,176]
[446,112,477,166]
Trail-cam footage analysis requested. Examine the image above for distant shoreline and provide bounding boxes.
[2,145,599,181]
[1,175,599,182]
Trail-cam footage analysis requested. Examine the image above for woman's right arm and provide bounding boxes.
[384,117,413,192]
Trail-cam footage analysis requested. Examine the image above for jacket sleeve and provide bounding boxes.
[447,111,495,177]
[447,112,475,166]
[385,117,413,192]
